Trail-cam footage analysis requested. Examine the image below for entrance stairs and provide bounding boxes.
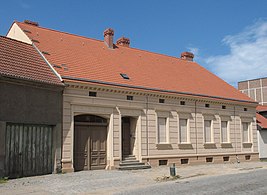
[117,155,151,170]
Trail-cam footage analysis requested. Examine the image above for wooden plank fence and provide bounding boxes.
[5,123,53,178]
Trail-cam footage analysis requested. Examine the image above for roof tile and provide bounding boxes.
[15,22,255,102]
[0,36,62,86]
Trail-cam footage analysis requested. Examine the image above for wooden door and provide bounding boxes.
[122,118,131,155]
[74,125,90,171]
[74,124,107,171]
[5,123,53,178]
[90,126,107,170]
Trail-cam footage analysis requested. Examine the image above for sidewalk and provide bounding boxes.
[0,161,266,195]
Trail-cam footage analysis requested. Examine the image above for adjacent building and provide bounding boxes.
[238,76,267,160]
[0,36,64,178]
[238,77,267,105]
[5,20,259,173]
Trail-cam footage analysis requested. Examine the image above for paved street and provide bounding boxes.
[116,169,267,195]
[0,161,266,194]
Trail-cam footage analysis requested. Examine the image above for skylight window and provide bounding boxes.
[120,73,129,80]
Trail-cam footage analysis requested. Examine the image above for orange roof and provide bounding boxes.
[0,36,62,86]
[256,113,267,129]
[15,21,255,103]
[257,105,267,112]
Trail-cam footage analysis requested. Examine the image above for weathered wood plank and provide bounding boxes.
[5,124,10,176]
[32,126,36,175]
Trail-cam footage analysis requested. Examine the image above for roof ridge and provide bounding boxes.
[16,21,191,63]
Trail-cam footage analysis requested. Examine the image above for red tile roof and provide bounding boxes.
[0,36,62,86]
[257,105,267,112]
[256,113,267,129]
[15,22,255,103]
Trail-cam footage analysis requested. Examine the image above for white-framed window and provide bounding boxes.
[242,122,250,143]
[179,118,189,143]
[221,121,229,143]
[204,120,213,143]
[158,117,168,143]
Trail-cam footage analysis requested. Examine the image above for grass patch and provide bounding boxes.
[0,177,8,184]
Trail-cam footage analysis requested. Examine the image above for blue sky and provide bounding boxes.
[1,0,267,86]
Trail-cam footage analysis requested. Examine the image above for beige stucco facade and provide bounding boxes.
[61,81,258,172]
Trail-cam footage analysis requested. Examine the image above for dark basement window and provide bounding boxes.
[127,95,133,101]
[120,73,129,80]
[205,104,210,108]
[89,91,97,97]
[222,105,226,109]
[159,99,165,103]
[159,160,168,166]
[244,108,248,111]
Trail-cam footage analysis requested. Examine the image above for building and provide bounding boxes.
[238,77,267,105]
[0,36,64,178]
[256,106,267,160]
[7,20,259,172]
[238,79,267,160]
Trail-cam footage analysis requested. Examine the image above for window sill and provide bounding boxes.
[243,142,252,148]
[156,143,173,150]
[204,143,217,149]
[178,143,193,149]
[221,143,233,148]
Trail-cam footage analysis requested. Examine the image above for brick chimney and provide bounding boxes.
[116,37,130,47]
[103,28,114,49]
[181,52,194,61]
[24,20,39,26]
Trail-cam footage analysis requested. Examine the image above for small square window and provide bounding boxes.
[222,105,226,109]
[127,95,133,100]
[244,108,247,111]
[159,99,165,103]
[180,101,185,105]
[89,91,97,97]
[205,104,210,108]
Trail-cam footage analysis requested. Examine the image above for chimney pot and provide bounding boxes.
[181,51,194,61]
[103,28,114,48]
[116,37,130,47]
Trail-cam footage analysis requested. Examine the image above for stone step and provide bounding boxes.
[118,164,151,170]
[120,160,140,164]
[122,156,137,161]
[119,161,145,166]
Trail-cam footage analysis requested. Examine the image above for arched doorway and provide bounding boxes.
[74,115,107,171]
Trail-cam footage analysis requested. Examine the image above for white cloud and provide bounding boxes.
[205,20,267,86]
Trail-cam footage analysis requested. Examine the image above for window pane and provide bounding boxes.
[158,118,166,143]
[179,119,187,143]
[221,121,228,143]
[242,122,249,142]
[204,120,211,143]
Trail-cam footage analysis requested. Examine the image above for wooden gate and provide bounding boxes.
[5,123,53,178]
[74,124,107,171]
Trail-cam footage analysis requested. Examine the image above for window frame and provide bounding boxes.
[220,120,230,143]
[203,119,214,143]
[242,122,251,143]
[157,116,169,144]
[179,118,190,144]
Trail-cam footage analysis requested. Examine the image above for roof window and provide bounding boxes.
[120,73,129,80]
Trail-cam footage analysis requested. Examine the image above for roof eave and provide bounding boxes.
[62,76,257,105]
